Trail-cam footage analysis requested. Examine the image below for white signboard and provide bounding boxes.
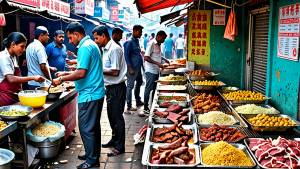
[278,4,300,61]
[213,9,225,25]
[40,0,70,17]
[75,0,94,16]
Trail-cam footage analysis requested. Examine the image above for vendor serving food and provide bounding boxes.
[0,32,45,106]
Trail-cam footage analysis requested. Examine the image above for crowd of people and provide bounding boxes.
[0,22,185,169]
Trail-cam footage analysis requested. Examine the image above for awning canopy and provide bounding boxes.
[146,23,160,30]
[134,0,195,14]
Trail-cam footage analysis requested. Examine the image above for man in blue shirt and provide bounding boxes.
[45,30,68,78]
[143,33,148,50]
[123,25,146,113]
[52,22,105,169]
[164,33,175,60]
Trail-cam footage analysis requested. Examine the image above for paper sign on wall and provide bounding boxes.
[277,4,300,61]
[213,9,225,25]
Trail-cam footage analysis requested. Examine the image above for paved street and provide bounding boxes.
[44,87,148,169]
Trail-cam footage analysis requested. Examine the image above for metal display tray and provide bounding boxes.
[0,121,17,139]
[218,91,270,104]
[195,110,248,127]
[198,126,247,143]
[0,105,33,120]
[198,143,256,168]
[241,114,300,132]
[219,87,240,93]
[192,81,226,91]
[156,84,187,91]
[157,79,187,85]
[149,123,198,144]
[186,72,220,81]
[152,108,192,124]
[146,143,200,167]
[230,104,281,115]
[157,93,190,108]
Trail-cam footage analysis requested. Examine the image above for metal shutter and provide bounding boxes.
[252,12,269,94]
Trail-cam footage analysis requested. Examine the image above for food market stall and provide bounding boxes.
[0,87,77,169]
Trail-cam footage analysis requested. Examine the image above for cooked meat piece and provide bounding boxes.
[167,112,181,123]
[152,154,159,161]
[215,132,222,138]
[167,122,178,132]
[158,150,172,164]
[215,138,220,141]
[171,137,179,142]
[185,129,193,136]
[178,122,183,128]
[167,158,174,164]
[176,127,184,135]
[165,140,172,143]
[211,129,217,135]
[155,111,163,116]
[179,116,188,122]
[166,105,183,113]
[156,126,169,136]
[174,157,186,165]
[223,134,229,141]
[183,139,188,147]
[168,147,188,158]
[178,153,190,160]
[160,133,173,142]
[178,109,190,116]
[162,112,169,118]
[158,137,183,150]
[152,136,160,142]
[170,132,179,137]
[200,135,208,141]
[181,136,188,140]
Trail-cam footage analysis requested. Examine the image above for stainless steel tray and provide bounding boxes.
[241,114,300,132]
[198,126,247,143]
[219,87,239,93]
[230,104,280,115]
[192,81,226,91]
[157,79,187,85]
[195,110,248,127]
[199,143,256,168]
[0,106,33,120]
[152,108,191,124]
[219,91,270,104]
[156,85,187,91]
[146,143,200,167]
[157,93,190,108]
[186,72,220,81]
[149,123,198,144]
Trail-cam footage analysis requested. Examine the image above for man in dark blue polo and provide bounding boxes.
[46,30,68,78]
[123,25,146,114]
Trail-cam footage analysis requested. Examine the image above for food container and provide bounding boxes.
[146,143,200,167]
[0,148,15,169]
[157,79,187,85]
[18,90,48,108]
[30,138,61,159]
[219,87,240,93]
[156,85,187,93]
[198,126,247,143]
[186,72,220,81]
[199,143,256,168]
[241,114,300,132]
[219,91,271,104]
[151,108,192,124]
[0,106,33,120]
[195,110,248,127]
[156,93,190,108]
[36,85,65,101]
[230,104,280,115]
[160,69,175,75]
[192,81,226,91]
[149,123,198,144]
[175,68,186,75]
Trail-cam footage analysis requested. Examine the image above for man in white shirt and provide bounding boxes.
[142,30,169,114]
[175,34,185,59]
[93,25,127,156]
[26,26,57,89]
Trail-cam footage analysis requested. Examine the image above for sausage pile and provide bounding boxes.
[191,93,222,114]
[199,124,247,142]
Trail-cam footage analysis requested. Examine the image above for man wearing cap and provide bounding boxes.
[26,26,57,89]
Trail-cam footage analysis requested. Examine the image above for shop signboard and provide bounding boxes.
[187,10,211,65]
[111,6,119,21]
[94,7,110,22]
[213,9,225,25]
[9,0,40,8]
[40,0,70,17]
[277,4,300,61]
[75,0,94,16]
[60,95,77,141]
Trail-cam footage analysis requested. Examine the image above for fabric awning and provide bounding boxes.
[5,0,44,12]
[134,0,195,14]
[48,12,81,22]
[146,23,160,30]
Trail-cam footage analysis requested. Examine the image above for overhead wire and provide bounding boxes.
[2,9,19,14]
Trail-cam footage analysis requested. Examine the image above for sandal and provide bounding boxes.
[107,149,122,156]
[127,107,137,111]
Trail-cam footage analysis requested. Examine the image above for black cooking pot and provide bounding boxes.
[36,87,64,100]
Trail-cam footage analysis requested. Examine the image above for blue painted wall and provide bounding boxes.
[268,0,300,119]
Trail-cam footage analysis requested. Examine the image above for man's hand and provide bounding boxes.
[68,51,77,58]
[33,75,45,83]
[22,60,27,67]
[165,60,170,65]
[55,72,67,78]
[49,67,57,72]
[158,63,164,68]
[66,59,77,65]
[128,66,135,76]
[52,78,61,87]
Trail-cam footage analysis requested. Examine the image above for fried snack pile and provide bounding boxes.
[247,114,296,126]
[222,90,266,101]
[186,69,208,75]
[192,80,222,85]
[191,93,222,114]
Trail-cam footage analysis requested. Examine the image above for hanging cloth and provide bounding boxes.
[0,14,6,26]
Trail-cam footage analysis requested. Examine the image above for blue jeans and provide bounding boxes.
[165,51,172,59]
[144,72,159,110]
[126,69,143,107]
[177,49,184,58]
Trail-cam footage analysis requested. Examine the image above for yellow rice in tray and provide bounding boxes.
[202,141,254,166]
[32,123,60,137]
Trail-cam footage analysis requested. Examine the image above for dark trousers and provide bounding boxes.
[106,82,126,151]
[126,70,143,107]
[28,85,40,90]
[144,72,159,110]
[78,98,104,165]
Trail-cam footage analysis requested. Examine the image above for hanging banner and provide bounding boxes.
[40,0,70,17]
[188,10,211,65]
[75,0,94,16]
[277,4,300,61]
[111,6,119,21]
[213,9,225,25]
[9,0,40,8]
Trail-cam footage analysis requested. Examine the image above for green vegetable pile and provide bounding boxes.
[0,109,27,116]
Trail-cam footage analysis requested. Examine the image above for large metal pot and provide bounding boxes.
[30,139,61,159]
[0,148,15,169]
[36,86,65,101]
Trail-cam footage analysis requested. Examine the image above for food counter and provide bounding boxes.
[141,73,300,169]
[0,88,77,169]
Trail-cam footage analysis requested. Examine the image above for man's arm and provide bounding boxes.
[124,42,135,76]
[40,63,51,80]
[162,57,170,63]
[144,56,163,68]
[103,70,120,76]
[52,69,87,86]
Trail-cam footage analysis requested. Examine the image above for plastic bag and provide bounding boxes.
[26,121,65,142]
